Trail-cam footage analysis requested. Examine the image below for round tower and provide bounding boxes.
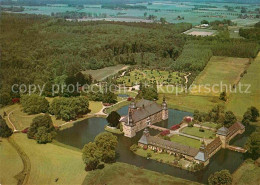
[129,98,137,114]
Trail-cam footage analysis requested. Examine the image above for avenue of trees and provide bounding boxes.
[27,114,56,144]
[82,132,118,171]
[0,116,13,138]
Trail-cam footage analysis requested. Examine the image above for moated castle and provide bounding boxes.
[121,97,168,138]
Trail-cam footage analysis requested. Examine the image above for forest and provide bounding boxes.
[0,12,259,107]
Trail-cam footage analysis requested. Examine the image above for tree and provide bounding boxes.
[0,92,12,107]
[160,17,166,24]
[249,106,259,122]
[102,91,117,104]
[224,111,237,127]
[27,114,56,143]
[0,116,13,138]
[20,94,49,114]
[94,132,118,163]
[242,109,252,126]
[75,72,87,86]
[208,170,232,185]
[35,126,54,144]
[82,142,102,171]
[106,111,121,128]
[201,20,209,24]
[144,12,147,17]
[219,91,227,101]
[245,131,260,160]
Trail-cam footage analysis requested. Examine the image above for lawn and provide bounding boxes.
[232,159,260,185]
[83,65,129,81]
[135,148,176,163]
[0,138,23,185]
[227,53,260,118]
[88,101,103,114]
[83,162,200,185]
[201,122,218,129]
[157,93,223,113]
[11,133,87,185]
[181,127,215,139]
[170,135,201,149]
[104,100,130,114]
[191,56,249,96]
[117,69,185,86]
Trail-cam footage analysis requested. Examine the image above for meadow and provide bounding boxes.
[83,65,129,81]
[117,69,185,86]
[190,56,249,96]
[227,53,260,118]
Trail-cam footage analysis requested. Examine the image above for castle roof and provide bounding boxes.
[217,126,229,136]
[138,133,199,157]
[227,122,245,138]
[122,100,163,123]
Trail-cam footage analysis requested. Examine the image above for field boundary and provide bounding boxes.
[8,137,31,185]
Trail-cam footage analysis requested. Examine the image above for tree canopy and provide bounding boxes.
[208,170,232,185]
[0,116,13,138]
[106,111,121,128]
[21,94,49,114]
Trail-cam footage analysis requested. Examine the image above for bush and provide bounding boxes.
[199,128,205,132]
[160,130,170,136]
[0,116,13,138]
[130,144,139,152]
[188,122,194,127]
[147,153,152,158]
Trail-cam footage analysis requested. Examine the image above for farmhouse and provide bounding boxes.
[121,97,168,137]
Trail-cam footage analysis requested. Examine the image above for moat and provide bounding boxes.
[55,105,252,184]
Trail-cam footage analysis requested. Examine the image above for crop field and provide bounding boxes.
[227,53,260,118]
[83,65,129,81]
[190,56,249,96]
[117,69,185,87]
[183,28,217,36]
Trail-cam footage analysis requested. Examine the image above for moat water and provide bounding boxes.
[55,106,253,184]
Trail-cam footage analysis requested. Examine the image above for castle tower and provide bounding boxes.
[194,140,209,165]
[129,99,137,114]
[161,96,168,120]
[216,126,229,148]
[128,111,135,127]
[123,111,136,138]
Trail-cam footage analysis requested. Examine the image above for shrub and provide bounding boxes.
[199,128,205,132]
[170,124,180,130]
[143,145,148,150]
[130,144,139,152]
[147,153,152,158]
[188,122,194,127]
[160,130,170,136]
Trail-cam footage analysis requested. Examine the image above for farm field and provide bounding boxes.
[157,94,223,113]
[181,127,216,139]
[170,135,201,149]
[11,133,87,185]
[117,69,185,87]
[83,65,129,81]
[190,56,249,96]
[0,138,23,185]
[82,162,200,185]
[183,28,217,36]
[227,53,260,118]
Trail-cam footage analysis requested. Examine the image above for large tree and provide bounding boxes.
[0,116,13,138]
[20,94,49,114]
[208,170,232,185]
[94,132,118,163]
[27,114,56,143]
[224,111,237,127]
[106,111,121,128]
[245,130,260,160]
[82,142,102,171]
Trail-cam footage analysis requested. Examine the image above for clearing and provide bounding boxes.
[191,56,249,96]
[83,65,129,81]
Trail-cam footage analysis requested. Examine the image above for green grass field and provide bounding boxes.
[117,69,184,86]
[83,162,200,185]
[181,127,216,139]
[157,94,223,113]
[201,122,218,129]
[83,65,129,81]
[170,135,201,149]
[227,53,260,118]
[89,101,103,114]
[11,133,86,185]
[135,148,176,163]
[0,138,23,185]
[232,159,260,185]
[191,56,249,96]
